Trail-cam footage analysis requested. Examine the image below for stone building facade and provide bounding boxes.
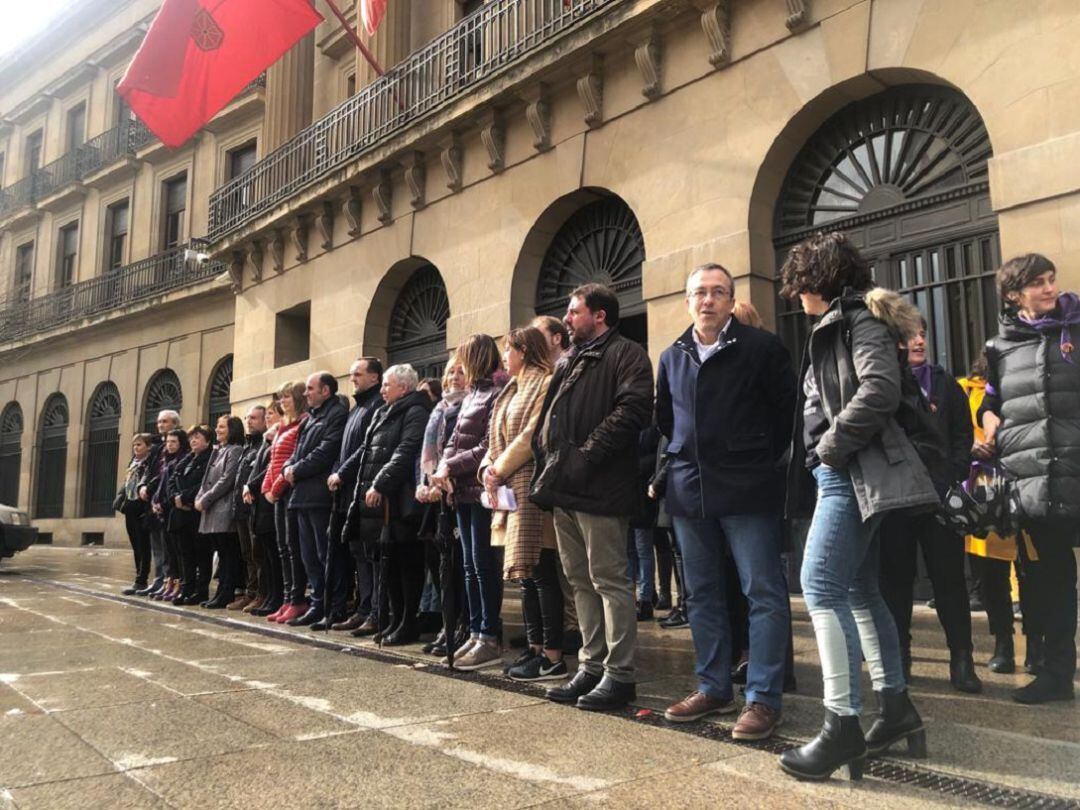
[3,0,1080,545]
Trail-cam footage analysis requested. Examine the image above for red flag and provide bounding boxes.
[360,0,388,36]
[118,0,323,149]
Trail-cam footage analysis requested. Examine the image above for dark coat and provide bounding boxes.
[330,387,384,512]
[530,328,654,517]
[286,395,349,510]
[247,434,275,535]
[785,289,940,522]
[166,449,211,533]
[922,364,974,486]
[442,376,506,505]
[233,432,264,519]
[656,320,797,518]
[981,311,1080,520]
[343,390,434,541]
[139,434,167,530]
[630,426,661,529]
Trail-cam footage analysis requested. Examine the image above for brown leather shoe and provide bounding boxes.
[664,691,737,723]
[242,596,264,614]
[731,702,781,740]
[227,595,252,611]
[350,618,378,637]
[332,614,365,632]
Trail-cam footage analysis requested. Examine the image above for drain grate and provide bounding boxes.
[26,575,1080,810]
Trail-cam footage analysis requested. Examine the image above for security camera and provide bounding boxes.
[184,249,210,264]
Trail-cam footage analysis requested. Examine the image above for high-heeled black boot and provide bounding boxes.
[779,711,866,781]
[865,689,926,758]
[949,650,983,693]
[988,635,1015,673]
[1024,636,1045,675]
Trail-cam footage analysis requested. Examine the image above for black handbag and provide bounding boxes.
[937,462,1011,536]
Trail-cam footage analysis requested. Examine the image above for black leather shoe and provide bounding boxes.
[949,652,983,694]
[202,591,231,610]
[288,608,324,627]
[311,614,347,631]
[136,579,163,597]
[988,635,1015,674]
[382,625,420,646]
[546,670,601,704]
[1024,636,1045,675]
[576,676,636,712]
[865,689,926,758]
[1012,675,1075,705]
[122,583,144,596]
[251,601,282,617]
[779,711,866,781]
[331,614,365,632]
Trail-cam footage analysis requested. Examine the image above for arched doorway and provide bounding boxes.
[386,264,450,379]
[206,355,233,425]
[143,369,183,433]
[84,383,121,517]
[534,193,647,347]
[0,403,23,507]
[35,394,69,519]
[773,84,999,374]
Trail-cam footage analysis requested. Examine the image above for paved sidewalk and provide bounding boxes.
[1,546,1077,809]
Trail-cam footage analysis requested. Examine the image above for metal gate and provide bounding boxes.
[0,403,23,507]
[207,355,233,425]
[142,369,183,433]
[35,394,68,519]
[83,383,121,517]
[387,265,450,380]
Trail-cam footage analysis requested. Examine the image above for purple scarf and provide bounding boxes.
[911,363,933,399]
[1020,292,1080,364]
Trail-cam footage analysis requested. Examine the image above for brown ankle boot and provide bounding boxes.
[227,594,252,611]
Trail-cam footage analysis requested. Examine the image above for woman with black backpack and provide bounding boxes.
[777,232,940,781]
[877,318,980,694]
[979,253,1079,705]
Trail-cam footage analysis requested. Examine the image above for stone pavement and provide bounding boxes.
[1,545,1077,810]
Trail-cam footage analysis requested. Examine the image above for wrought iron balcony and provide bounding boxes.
[208,0,615,240]
[0,240,224,344]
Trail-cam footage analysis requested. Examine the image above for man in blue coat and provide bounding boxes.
[656,263,796,741]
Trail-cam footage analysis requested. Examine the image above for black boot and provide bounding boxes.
[949,651,983,694]
[545,670,601,704]
[865,689,926,758]
[1012,675,1075,705]
[1024,636,1045,675]
[779,711,866,781]
[988,634,1015,674]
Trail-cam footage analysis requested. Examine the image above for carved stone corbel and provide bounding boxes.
[228,250,245,293]
[631,29,662,100]
[317,201,334,250]
[576,55,604,128]
[520,84,552,152]
[695,0,731,68]
[403,151,426,209]
[478,110,505,173]
[785,0,809,29]
[291,215,311,263]
[247,238,264,283]
[440,134,463,192]
[342,186,362,237]
[373,170,393,224]
[270,229,286,274]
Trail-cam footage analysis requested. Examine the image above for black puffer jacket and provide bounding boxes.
[344,390,434,535]
[442,375,506,505]
[233,431,264,519]
[165,449,211,533]
[331,387,384,512]
[531,327,655,517]
[247,433,275,535]
[981,310,1080,520]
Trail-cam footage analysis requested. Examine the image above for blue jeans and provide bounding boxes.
[626,528,656,602]
[457,503,499,640]
[672,513,790,710]
[802,465,905,716]
[294,507,331,615]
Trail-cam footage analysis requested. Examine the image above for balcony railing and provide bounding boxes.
[0,240,223,344]
[208,0,614,240]
[0,75,267,219]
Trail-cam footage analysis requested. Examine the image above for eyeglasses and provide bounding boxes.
[688,287,731,301]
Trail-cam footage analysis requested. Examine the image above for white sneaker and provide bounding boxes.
[453,639,503,671]
[442,637,478,666]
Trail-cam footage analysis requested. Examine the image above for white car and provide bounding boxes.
[0,503,37,566]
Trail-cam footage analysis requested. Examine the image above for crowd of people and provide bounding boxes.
[114,232,1078,782]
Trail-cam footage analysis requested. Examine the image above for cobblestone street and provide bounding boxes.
[1,546,1077,809]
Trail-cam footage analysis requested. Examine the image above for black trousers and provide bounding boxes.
[257,529,283,607]
[325,510,354,617]
[236,517,258,597]
[666,526,686,605]
[177,526,211,595]
[385,540,426,634]
[970,555,1017,638]
[275,500,307,604]
[655,529,674,599]
[879,511,973,654]
[210,532,241,599]
[522,548,565,650]
[1017,520,1077,683]
[163,530,182,583]
[124,512,151,587]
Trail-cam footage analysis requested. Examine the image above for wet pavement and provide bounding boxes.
[1,545,1077,809]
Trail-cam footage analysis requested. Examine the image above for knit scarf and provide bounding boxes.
[911,362,933,399]
[421,389,466,477]
[1019,292,1080,364]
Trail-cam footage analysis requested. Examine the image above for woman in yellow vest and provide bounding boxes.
[959,355,1037,675]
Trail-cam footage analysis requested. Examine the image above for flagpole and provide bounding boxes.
[324,0,384,76]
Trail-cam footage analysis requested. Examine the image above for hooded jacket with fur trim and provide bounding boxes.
[786,287,940,522]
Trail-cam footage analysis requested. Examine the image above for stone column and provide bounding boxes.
[261,34,316,152]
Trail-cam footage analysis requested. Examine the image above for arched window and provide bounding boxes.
[84,383,121,517]
[207,355,233,425]
[774,84,998,374]
[0,403,23,507]
[387,265,450,379]
[35,394,69,519]
[536,195,646,345]
[143,369,183,433]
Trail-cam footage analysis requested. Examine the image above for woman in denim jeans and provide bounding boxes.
[777,232,939,781]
